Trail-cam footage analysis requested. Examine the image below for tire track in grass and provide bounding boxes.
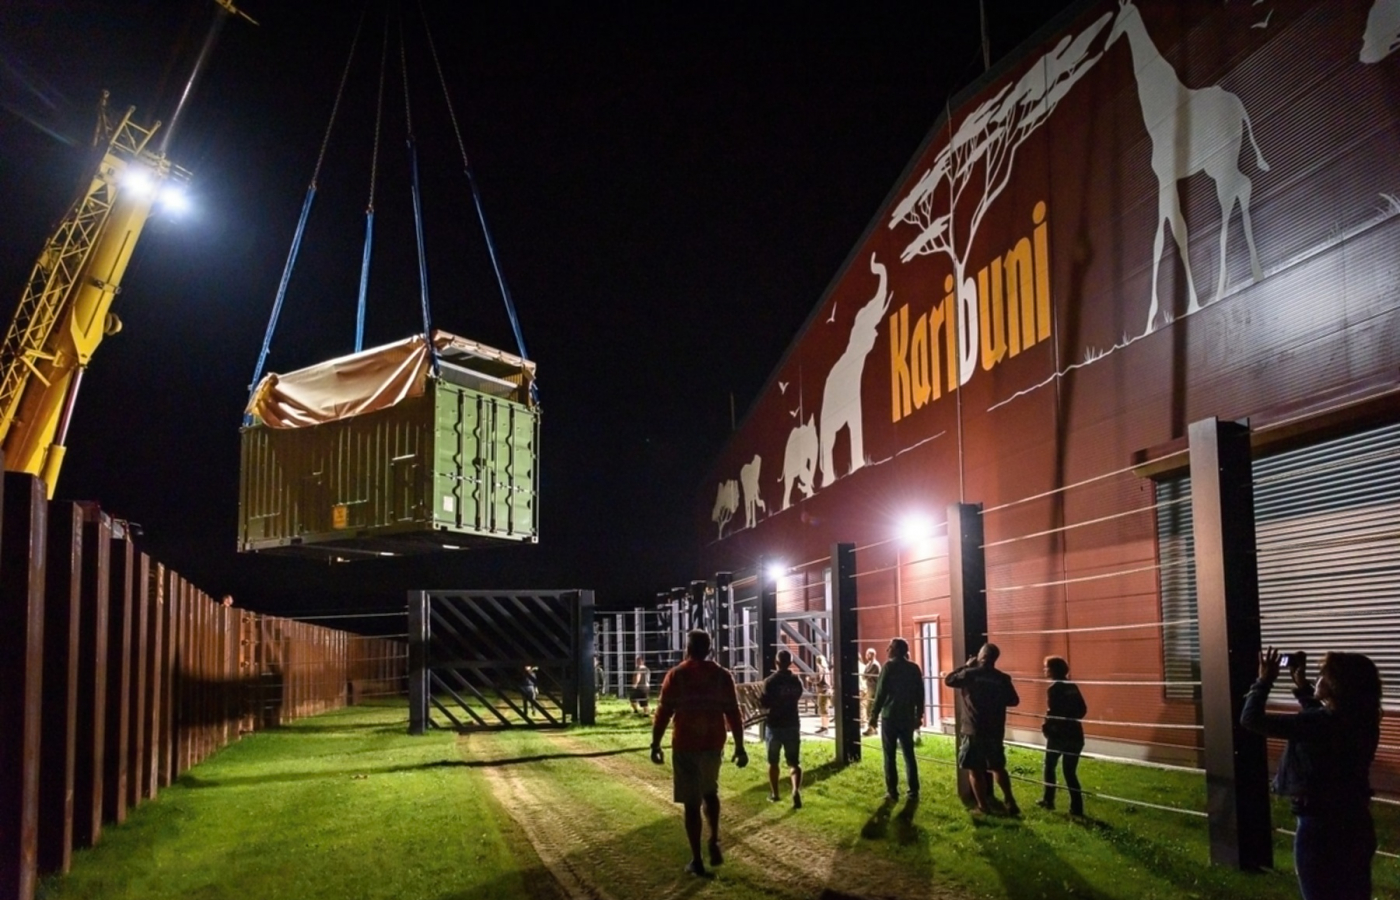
[467,732,709,900]
[549,732,958,900]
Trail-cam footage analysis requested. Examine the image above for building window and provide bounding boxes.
[1155,477,1200,701]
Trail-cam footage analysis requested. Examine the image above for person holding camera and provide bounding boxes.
[1241,648,1381,900]
[650,629,748,878]
[945,642,1020,815]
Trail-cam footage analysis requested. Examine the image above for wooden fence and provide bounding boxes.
[0,472,406,900]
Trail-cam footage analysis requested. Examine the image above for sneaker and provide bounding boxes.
[884,793,899,803]
[768,792,780,803]
[708,841,723,866]
[792,791,803,810]
[906,790,919,801]
[1005,803,1022,816]
[1035,799,1054,810]
[815,727,828,734]
[684,860,709,878]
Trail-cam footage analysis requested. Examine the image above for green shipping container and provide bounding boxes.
[239,342,539,560]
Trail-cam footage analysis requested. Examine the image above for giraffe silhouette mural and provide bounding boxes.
[818,254,889,487]
[1107,0,1269,334]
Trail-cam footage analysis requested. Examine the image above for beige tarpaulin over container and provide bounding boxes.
[245,330,536,429]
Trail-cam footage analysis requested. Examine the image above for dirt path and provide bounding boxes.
[468,730,967,900]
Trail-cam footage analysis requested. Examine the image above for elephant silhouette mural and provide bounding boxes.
[818,254,889,487]
[739,454,766,528]
[711,479,739,539]
[779,415,818,511]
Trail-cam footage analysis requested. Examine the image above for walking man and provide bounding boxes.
[868,637,924,801]
[651,630,749,877]
[945,642,1021,815]
[760,649,806,808]
[631,656,651,715]
[861,648,882,735]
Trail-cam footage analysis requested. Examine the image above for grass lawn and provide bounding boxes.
[38,698,1400,900]
[37,701,557,900]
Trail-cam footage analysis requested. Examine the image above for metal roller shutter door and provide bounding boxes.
[1253,420,1400,709]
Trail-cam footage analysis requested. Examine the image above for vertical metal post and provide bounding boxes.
[1,473,45,900]
[407,591,430,735]
[1188,417,1271,871]
[633,607,644,675]
[715,572,733,670]
[575,590,596,725]
[830,543,860,764]
[948,502,986,806]
[759,565,778,681]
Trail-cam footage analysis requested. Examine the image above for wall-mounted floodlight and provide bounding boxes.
[898,515,935,544]
[766,562,787,581]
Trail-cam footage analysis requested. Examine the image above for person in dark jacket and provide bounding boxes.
[1241,647,1381,900]
[868,637,924,801]
[945,642,1020,815]
[759,649,806,808]
[1036,655,1086,815]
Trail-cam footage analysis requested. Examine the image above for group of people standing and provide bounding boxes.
[866,638,1084,816]
[641,629,1382,897]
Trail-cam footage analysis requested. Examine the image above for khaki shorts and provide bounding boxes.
[672,750,722,805]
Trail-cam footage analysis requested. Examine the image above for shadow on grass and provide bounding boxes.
[178,747,646,788]
[973,817,1111,900]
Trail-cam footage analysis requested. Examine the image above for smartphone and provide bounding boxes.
[1279,652,1304,669]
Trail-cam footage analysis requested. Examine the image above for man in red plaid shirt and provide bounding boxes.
[650,629,749,877]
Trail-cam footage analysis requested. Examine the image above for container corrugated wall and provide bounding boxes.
[238,378,539,558]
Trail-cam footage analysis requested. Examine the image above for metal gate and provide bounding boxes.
[407,589,595,732]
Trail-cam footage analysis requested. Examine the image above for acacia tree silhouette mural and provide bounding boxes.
[890,12,1111,384]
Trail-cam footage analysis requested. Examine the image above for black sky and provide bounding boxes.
[0,0,1077,625]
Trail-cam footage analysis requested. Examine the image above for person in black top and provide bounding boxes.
[760,649,806,808]
[945,643,1020,814]
[1241,648,1381,900]
[1037,655,1086,815]
[869,638,925,801]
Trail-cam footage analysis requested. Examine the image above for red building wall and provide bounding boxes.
[700,0,1400,768]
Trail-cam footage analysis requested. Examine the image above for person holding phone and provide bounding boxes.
[1241,648,1381,900]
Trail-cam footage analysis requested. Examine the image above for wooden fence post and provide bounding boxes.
[1,473,47,900]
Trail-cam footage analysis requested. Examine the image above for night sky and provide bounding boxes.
[0,0,1076,626]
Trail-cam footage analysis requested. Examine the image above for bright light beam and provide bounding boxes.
[158,185,189,213]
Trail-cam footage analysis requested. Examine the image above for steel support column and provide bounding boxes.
[759,565,778,680]
[830,543,860,764]
[948,502,986,806]
[407,590,429,735]
[574,590,596,726]
[1189,417,1271,871]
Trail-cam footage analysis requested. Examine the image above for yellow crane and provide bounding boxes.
[0,0,253,497]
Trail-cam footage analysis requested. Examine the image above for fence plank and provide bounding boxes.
[0,474,46,900]
[38,502,82,874]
